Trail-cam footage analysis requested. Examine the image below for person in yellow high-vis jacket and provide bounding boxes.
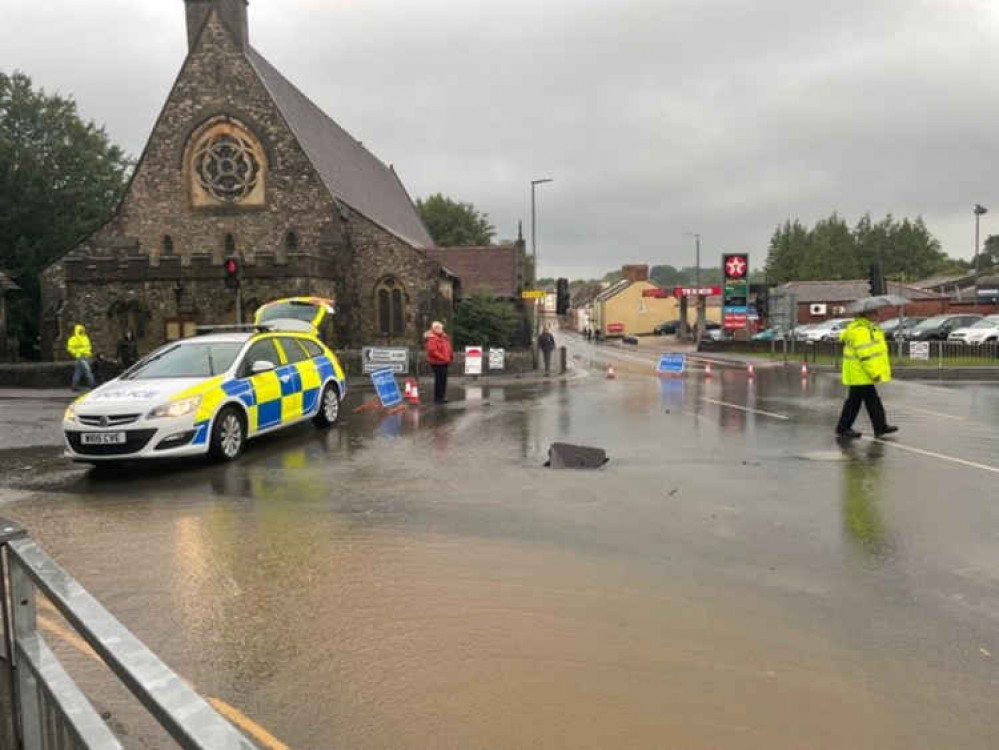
[835,311,898,439]
[67,324,96,391]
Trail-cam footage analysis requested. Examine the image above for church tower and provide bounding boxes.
[185,0,248,51]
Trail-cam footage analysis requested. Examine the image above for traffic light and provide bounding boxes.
[556,278,569,315]
[868,262,885,296]
[224,257,240,290]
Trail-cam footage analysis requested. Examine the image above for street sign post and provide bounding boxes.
[362,346,409,374]
[909,341,930,361]
[370,368,403,408]
[722,253,750,331]
[656,353,686,376]
[521,290,547,299]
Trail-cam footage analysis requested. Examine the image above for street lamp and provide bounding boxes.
[684,231,702,287]
[975,204,988,308]
[530,178,553,283]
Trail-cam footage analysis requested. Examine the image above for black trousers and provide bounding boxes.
[432,364,449,403]
[837,384,887,434]
[542,348,553,374]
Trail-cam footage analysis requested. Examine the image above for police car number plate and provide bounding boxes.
[81,432,127,445]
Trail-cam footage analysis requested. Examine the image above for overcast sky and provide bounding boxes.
[4,0,999,279]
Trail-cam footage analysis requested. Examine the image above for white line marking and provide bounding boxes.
[871,439,999,474]
[898,405,966,421]
[700,397,790,421]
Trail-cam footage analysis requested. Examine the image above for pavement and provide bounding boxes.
[1,331,999,748]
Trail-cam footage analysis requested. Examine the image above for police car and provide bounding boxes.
[63,325,346,464]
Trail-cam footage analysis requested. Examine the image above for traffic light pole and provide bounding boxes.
[236,286,242,325]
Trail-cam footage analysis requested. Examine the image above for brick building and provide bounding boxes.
[426,240,525,301]
[42,0,455,360]
[0,271,20,361]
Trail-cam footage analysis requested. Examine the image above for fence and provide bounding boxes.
[699,338,999,369]
[0,519,256,749]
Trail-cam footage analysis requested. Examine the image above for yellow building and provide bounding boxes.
[591,280,720,337]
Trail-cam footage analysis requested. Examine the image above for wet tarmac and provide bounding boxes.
[2,338,999,748]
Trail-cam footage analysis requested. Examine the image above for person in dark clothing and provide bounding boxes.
[424,321,453,403]
[538,327,556,375]
[117,330,139,369]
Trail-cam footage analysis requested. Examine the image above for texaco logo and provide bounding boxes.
[725,255,747,279]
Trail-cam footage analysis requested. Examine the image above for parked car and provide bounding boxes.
[654,320,680,335]
[802,318,851,342]
[880,316,926,341]
[752,327,786,341]
[701,322,728,342]
[792,324,816,341]
[947,314,999,344]
[903,314,983,341]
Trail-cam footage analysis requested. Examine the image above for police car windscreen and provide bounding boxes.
[124,343,244,379]
[258,302,316,323]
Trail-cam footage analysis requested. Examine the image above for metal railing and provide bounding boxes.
[0,519,256,749]
[700,338,999,369]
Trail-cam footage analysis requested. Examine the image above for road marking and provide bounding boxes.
[700,397,790,421]
[208,698,290,750]
[38,610,291,749]
[898,405,966,421]
[871,439,999,475]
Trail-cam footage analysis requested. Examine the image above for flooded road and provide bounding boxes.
[2,344,999,748]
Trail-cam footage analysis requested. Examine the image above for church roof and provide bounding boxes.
[246,48,434,249]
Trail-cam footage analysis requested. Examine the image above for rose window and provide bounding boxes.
[193,134,261,203]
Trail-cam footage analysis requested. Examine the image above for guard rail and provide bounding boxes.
[0,519,256,749]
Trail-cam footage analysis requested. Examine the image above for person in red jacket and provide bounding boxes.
[424,321,454,403]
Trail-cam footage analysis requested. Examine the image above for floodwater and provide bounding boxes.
[2,340,999,748]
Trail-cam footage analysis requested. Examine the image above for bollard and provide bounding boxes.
[559,346,567,375]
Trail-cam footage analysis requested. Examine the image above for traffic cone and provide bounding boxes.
[404,377,420,405]
[800,362,808,378]
[747,363,755,380]
[606,365,616,380]
[705,362,713,379]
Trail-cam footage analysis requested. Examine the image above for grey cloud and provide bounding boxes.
[4,0,998,279]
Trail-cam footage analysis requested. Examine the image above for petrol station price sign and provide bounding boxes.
[722,253,749,330]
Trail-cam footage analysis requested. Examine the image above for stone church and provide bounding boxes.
[42,0,456,360]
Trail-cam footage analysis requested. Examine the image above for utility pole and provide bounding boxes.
[685,232,702,341]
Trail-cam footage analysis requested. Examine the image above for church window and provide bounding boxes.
[186,117,267,208]
[162,235,174,255]
[375,277,406,337]
[285,231,299,251]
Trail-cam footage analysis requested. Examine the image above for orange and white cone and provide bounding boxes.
[404,377,420,405]
[800,362,808,378]
[705,362,713,378]
[606,365,616,380]
[748,364,755,380]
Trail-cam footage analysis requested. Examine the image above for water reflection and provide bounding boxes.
[839,440,894,563]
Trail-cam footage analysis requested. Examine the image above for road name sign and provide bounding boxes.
[362,346,409,374]
[657,353,686,375]
[521,290,547,299]
[909,341,930,360]
[370,368,403,408]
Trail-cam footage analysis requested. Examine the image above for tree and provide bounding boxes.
[415,193,495,246]
[451,293,520,348]
[0,71,131,356]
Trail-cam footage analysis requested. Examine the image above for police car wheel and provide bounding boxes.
[210,406,245,462]
[313,383,340,428]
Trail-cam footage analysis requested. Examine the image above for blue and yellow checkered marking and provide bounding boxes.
[167,336,346,448]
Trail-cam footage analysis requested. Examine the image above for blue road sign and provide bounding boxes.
[370,367,403,408]
[657,353,686,375]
